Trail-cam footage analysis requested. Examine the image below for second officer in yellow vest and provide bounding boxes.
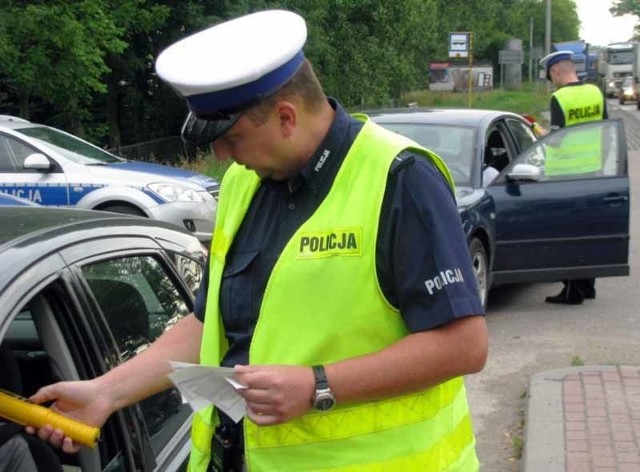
[540,50,607,305]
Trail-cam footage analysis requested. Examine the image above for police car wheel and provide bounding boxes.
[100,204,146,217]
[468,238,489,308]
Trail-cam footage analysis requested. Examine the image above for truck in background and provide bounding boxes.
[552,40,589,81]
[596,42,634,98]
[587,52,598,82]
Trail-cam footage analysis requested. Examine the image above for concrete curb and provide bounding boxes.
[521,365,621,472]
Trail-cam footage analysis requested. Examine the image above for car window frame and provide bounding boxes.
[62,240,197,470]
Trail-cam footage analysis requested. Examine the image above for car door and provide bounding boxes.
[486,118,629,285]
[0,234,203,471]
[0,258,145,472]
[0,133,70,206]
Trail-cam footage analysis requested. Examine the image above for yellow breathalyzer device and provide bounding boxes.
[0,389,100,448]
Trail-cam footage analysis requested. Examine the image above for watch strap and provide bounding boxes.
[312,365,330,390]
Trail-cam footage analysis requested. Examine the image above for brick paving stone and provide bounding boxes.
[561,367,640,472]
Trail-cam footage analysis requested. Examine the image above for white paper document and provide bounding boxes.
[167,361,247,423]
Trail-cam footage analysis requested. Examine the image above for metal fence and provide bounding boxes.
[110,136,199,164]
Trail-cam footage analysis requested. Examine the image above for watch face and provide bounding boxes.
[315,392,336,411]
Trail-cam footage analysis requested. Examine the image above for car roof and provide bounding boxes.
[0,119,43,131]
[364,107,523,127]
[0,207,202,290]
[0,115,30,123]
[0,207,198,247]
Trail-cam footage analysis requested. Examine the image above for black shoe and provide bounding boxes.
[583,282,596,299]
[545,292,584,305]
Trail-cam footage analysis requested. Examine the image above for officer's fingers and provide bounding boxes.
[246,406,278,426]
[62,437,82,454]
[36,424,54,442]
[233,364,258,375]
[46,428,65,449]
[29,384,61,404]
[237,388,271,402]
[235,369,272,389]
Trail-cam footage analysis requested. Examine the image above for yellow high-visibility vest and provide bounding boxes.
[546,83,605,176]
[190,116,478,471]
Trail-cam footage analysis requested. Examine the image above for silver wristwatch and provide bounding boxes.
[312,365,336,411]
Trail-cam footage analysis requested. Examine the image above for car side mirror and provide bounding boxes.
[507,163,541,182]
[23,153,51,171]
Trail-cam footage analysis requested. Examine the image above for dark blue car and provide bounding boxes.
[370,109,630,305]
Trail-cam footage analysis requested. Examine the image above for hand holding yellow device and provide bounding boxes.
[0,389,100,448]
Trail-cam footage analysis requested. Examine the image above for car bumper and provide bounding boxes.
[147,199,216,242]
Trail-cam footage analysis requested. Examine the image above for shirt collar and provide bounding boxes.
[292,98,355,194]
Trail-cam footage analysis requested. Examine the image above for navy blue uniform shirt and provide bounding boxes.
[194,99,484,370]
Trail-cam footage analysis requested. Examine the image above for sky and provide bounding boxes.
[575,0,637,46]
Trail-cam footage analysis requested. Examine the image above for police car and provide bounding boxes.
[0,115,219,242]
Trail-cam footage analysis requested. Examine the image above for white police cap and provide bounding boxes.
[539,50,575,80]
[155,10,307,144]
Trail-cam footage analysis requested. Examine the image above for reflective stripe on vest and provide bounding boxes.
[191,116,476,471]
[546,84,604,176]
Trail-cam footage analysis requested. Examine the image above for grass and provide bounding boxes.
[177,153,231,181]
[571,355,585,366]
[401,81,552,125]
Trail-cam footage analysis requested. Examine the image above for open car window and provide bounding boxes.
[510,119,625,180]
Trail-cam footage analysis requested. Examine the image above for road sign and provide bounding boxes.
[449,32,470,58]
[499,50,524,64]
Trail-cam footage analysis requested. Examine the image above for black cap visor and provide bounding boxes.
[181,111,242,146]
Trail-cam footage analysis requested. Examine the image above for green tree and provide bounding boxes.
[0,1,126,135]
[611,0,640,37]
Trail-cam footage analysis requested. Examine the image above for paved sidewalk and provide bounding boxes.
[522,366,640,472]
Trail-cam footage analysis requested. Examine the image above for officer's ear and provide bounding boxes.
[274,101,297,138]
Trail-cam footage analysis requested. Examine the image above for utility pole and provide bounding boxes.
[545,0,551,56]
[545,0,552,91]
[529,16,534,83]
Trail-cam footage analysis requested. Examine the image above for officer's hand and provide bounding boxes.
[27,380,113,454]
[233,364,315,425]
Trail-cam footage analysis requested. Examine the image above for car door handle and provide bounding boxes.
[602,195,628,204]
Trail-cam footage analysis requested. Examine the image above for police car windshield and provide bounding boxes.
[16,126,121,164]
[378,123,475,186]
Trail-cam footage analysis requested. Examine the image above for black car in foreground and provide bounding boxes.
[370,108,630,305]
[0,207,207,471]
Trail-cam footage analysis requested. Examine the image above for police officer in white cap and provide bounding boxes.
[540,51,607,305]
[540,50,607,305]
[28,10,488,472]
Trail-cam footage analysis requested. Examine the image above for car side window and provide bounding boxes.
[512,120,622,180]
[0,136,18,171]
[484,127,512,173]
[81,255,192,456]
[506,118,536,152]
[0,135,41,170]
